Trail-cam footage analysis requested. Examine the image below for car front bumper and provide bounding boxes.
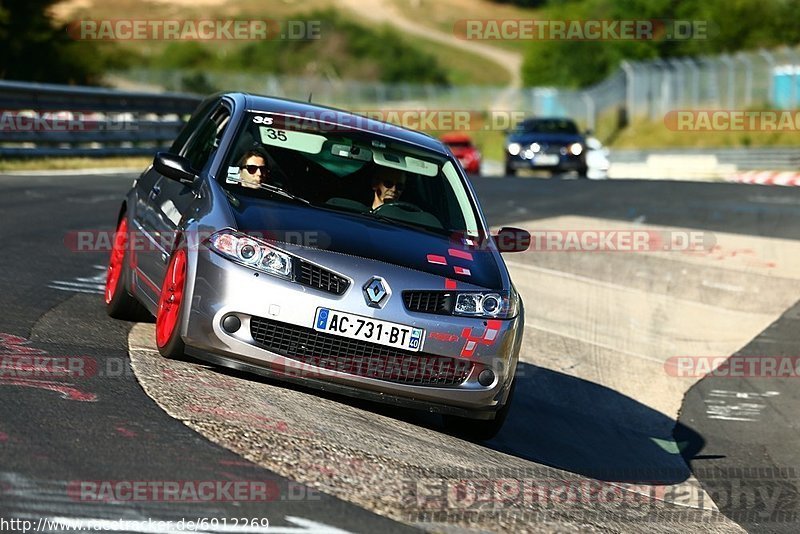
[179,247,523,418]
[506,152,585,172]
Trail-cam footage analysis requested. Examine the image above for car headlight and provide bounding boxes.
[453,288,519,319]
[568,142,583,156]
[207,229,292,278]
[507,142,521,156]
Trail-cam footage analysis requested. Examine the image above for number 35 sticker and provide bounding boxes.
[264,128,287,142]
[252,115,274,125]
[258,126,327,154]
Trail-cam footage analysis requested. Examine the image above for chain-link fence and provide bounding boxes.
[622,47,800,121]
[111,45,800,133]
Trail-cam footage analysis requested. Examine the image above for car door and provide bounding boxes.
[136,100,231,304]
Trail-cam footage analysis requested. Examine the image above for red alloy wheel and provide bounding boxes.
[105,217,128,305]
[156,249,187,348]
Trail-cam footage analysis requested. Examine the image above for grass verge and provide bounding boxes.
[611,118,800,149]
[0,157,150,172]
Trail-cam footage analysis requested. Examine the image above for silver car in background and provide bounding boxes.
[105,93,530,439]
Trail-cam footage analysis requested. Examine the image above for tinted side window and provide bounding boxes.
[183,106,231,171]
[169,98,218,154]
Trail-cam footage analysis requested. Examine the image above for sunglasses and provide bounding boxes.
[382,179,405,191]
[242,165,269,175]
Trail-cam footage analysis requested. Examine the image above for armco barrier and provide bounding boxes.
[610,147,800,171]
[0,80,202,158]
[608,147,800,181]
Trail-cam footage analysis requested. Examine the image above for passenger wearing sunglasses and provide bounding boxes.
[238,149,270,189]
[371,167,407,210]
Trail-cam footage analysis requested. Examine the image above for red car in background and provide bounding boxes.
[440,133,482,175]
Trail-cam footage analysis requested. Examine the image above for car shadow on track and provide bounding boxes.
[195,354,703,486]
[487,362,704,485]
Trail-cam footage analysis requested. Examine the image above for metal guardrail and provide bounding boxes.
[114,45,800,133]
[0,80,202,158]
[610,148,800,171]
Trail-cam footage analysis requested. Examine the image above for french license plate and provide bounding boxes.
[533,154,560,166]
[314,308,424,352]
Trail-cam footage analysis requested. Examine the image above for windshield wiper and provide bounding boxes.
[366,211,450,237]
[259,183,311,204]
[225,176,311,205]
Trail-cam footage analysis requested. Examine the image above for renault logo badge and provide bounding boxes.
[363,277,390,308]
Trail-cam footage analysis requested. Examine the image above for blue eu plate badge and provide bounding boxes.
[316,308,329,329]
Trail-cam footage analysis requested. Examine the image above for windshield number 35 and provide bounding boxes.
[263,128,287,142]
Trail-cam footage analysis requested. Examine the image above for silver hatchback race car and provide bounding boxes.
[105,93,530,439]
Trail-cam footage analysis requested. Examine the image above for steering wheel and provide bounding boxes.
[372,201,423,213]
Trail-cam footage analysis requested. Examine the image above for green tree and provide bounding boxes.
[521,0,800,88]
[0,0,114,84]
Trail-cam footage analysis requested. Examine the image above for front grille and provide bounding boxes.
[250,316,472,386]
[403,291,454,315]
[541,144,563,155]
[294,260,349,295]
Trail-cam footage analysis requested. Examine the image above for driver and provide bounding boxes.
[237,148,270,189]
[371,167,407,210]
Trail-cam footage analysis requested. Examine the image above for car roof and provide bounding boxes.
[519,117,578,126]
[227,93,449,156]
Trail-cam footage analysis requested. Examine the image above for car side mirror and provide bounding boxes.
[493,227,531,253]
[154,152,197,184]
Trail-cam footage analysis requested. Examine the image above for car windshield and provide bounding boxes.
[221,111,482,238]
[517,118,579,135]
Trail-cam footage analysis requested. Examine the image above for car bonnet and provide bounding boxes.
[227,196,504,290]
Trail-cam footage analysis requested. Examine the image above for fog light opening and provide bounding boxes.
[222,314,241,334]
[478,369,496,387]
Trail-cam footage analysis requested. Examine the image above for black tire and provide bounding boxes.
[105,215,150,321]
[158,318,186,361]
[578,165,589,178]
[504,163,516,177]
[443,379,516,441]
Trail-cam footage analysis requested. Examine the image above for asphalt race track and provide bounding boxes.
[1,171,799,533]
